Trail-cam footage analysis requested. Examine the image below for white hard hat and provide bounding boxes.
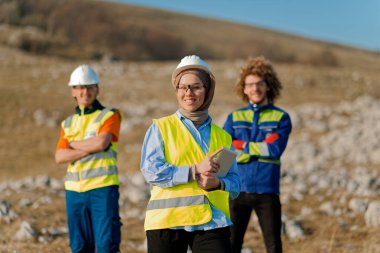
[68,64,101,86]
[172,55,213,85]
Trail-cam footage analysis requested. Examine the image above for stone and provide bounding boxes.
[364,201,380,228]
[14,221,37,240]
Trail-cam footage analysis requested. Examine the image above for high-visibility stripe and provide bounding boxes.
[64,115,74,128]
[147,195,209,211]
[79,149,117,163]
[259,142,269,156]
[65,171,80,181]
[249,142,270,156]
[237,152,251,163]
[232,110,253,123]
[258,158,281,165]
[65,165,118,182]
[232,125,252,129]
[258,110,284,124]
[82,165,118,179]
[94,108,114,123]
[84,132,96,139]
[259,125,277,130]
[249,142,260,155]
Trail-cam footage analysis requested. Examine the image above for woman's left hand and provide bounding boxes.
[197,172,220,190]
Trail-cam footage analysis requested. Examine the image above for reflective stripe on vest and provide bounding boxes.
[78,148,117,164]
[94,107,113,123]
[144,114,232,230]
[147,195,209,210]
[64,115,74,128]
[62,107,119,192]
[66,165,118,181]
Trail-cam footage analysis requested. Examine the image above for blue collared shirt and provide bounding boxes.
[141,111,240,231]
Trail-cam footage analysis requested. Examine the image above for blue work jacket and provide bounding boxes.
[223,103,292,194]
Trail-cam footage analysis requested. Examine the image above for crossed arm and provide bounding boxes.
[55,132,112,164]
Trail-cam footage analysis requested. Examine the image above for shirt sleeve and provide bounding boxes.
[99,112,121,141]
[220,145,241,200]
[56,128,69,150]
[140,123,190,188]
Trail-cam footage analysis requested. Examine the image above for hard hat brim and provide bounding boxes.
[171,65,213,85]
[68,82,100,86]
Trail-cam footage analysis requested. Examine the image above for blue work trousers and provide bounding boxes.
[66,185,121,253]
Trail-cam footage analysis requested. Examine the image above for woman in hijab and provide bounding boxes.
[140,55,240,253]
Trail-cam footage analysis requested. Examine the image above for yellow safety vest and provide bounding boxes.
[62,107,119,192]
[144,114,232,230]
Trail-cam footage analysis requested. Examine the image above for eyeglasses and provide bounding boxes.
[176,84,205,93]
[244,80,266,88]
[72,84,98,90]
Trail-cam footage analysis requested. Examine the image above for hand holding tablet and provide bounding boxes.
[216,148,237,177]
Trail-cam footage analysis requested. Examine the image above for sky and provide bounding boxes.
[112,0,380,52]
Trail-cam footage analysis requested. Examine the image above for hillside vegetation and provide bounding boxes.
[0,0,378,67]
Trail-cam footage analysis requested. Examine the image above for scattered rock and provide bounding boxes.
[0,200,18,223]
[348,198,369,214]
[14,221,37,240]
[365,201,380,228]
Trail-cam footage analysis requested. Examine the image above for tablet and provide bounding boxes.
[216,148,237,177]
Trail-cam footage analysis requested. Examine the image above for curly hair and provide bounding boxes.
[235,56,282,104]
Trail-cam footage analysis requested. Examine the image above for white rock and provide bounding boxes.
[319,202,335,216]
[283,220,305,240]
[125,187,149,205]
[122,207,145,220]
[348,198,369,214]
[128,173,147,188]
[15,221,37,240]
[18,198,33,208]
[291,192,304,201]
[32,196,52,209]
[299,206,313,218]
[364,201,380,228]
[0,182,8,191]
[49,178,64,190]
[41,226,68,237]
[35,175,50,188]
[0,200,18,222]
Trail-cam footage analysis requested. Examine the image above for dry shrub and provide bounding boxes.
[0,1,20,24]
[140,28,185,60]
[17,32,50,53]
[232,40,297,63]
[0,0,188,60]
[258,43,297,63]
[3,26,51,53]
[305,47,340,67]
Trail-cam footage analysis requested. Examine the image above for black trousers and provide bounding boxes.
[230,193,282,253]
[146,227,231,253]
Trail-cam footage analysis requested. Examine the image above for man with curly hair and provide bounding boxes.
[223,56,292,253]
